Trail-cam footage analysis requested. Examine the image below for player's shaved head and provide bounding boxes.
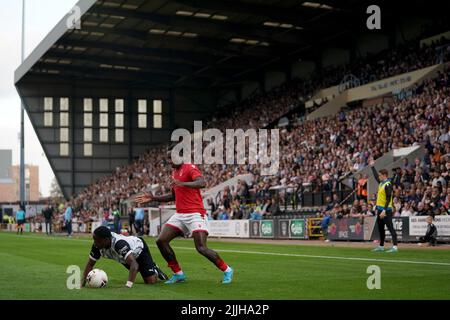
[94,226,112,238]
[93,226,112,249]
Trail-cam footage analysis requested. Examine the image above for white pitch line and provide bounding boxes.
[156,245,450,267]
[3,233,450,267]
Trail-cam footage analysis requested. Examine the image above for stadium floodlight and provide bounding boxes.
[176,10,194,16]
[194,12,211,18]
[230,38,246,43]
[211,14,228,20]
[302,2,334,10]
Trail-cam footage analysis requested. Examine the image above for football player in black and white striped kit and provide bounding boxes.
[82,226,168,288]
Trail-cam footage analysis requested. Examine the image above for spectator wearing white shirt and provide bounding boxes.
[400,203,415,217]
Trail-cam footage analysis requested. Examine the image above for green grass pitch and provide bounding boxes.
[0,231,449,300]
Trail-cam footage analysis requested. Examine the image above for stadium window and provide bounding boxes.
[99,98,109,142]
[138,99,147,128]
[83,98,93,156]
[59,98,69,157]
[84,113,92,127]
[60,143,69,157]
[84,128,92,142]
[60,98,69,111]
[44,97,53,127]
[100,128,108,143]
[60,112,69,127]
[44,112,53,127]
[84,143,92,157]
[115,129,124,143]
[115,99,124,143]
[100,113,108,127]
[44,97,53,110]
[153,100,162,128]
[84,98,92,111]
[60,128,69,142]
[115,99,124,112]
[115,113,124,127]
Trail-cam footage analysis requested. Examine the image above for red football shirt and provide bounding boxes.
[172,163,206,214]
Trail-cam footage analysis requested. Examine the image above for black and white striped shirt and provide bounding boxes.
[89,232,144,264]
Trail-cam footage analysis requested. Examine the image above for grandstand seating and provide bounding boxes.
[67,37,450,224]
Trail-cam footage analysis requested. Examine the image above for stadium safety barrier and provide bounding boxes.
[327,216,450,242]
[2,216,449,242]
[248,219,308,239]
[307,218,323,239]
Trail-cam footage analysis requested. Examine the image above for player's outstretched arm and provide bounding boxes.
[81,258,96,287]
[173,177,206,189]
[124,254,139,288]
[134,190,175,204]
[370,165,380,183]
[152,189,176,202]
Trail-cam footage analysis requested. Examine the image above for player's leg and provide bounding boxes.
[156,222,186,284]
[189,213,234,284]
[193,232,234,284]
[137,239,168,284]
[372,214,385,251]
[385,214,398,252]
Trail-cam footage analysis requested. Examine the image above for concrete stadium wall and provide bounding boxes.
[395,17,432,45]
[18,81,218,198]
[322,48,350,68]
[241,82,261,100]
[355,34,390,56]
[291,60,316,80]
[264,71,287,92]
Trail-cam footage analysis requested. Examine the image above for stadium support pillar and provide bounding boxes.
[70,85,75,198]
[19,0,26,207]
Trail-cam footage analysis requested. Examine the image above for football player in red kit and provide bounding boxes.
[135,158,234,284]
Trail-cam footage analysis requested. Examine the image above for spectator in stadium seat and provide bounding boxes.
[231,199,244,220]
[268,198,282,216]
[400,202,415,217]
[416,202,427,216]
[250,199,264,220]
[218,208,230,220]
[356,174,368,201]
[206,198,216,220]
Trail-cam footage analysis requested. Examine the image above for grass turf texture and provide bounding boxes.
[0,231,449,300]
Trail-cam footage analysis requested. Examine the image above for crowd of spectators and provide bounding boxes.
[317,70,450,220]
[66,37,450,221]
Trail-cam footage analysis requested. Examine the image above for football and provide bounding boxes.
[86,269,108,288]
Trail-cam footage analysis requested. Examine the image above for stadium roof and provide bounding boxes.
[15,0,442,89]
